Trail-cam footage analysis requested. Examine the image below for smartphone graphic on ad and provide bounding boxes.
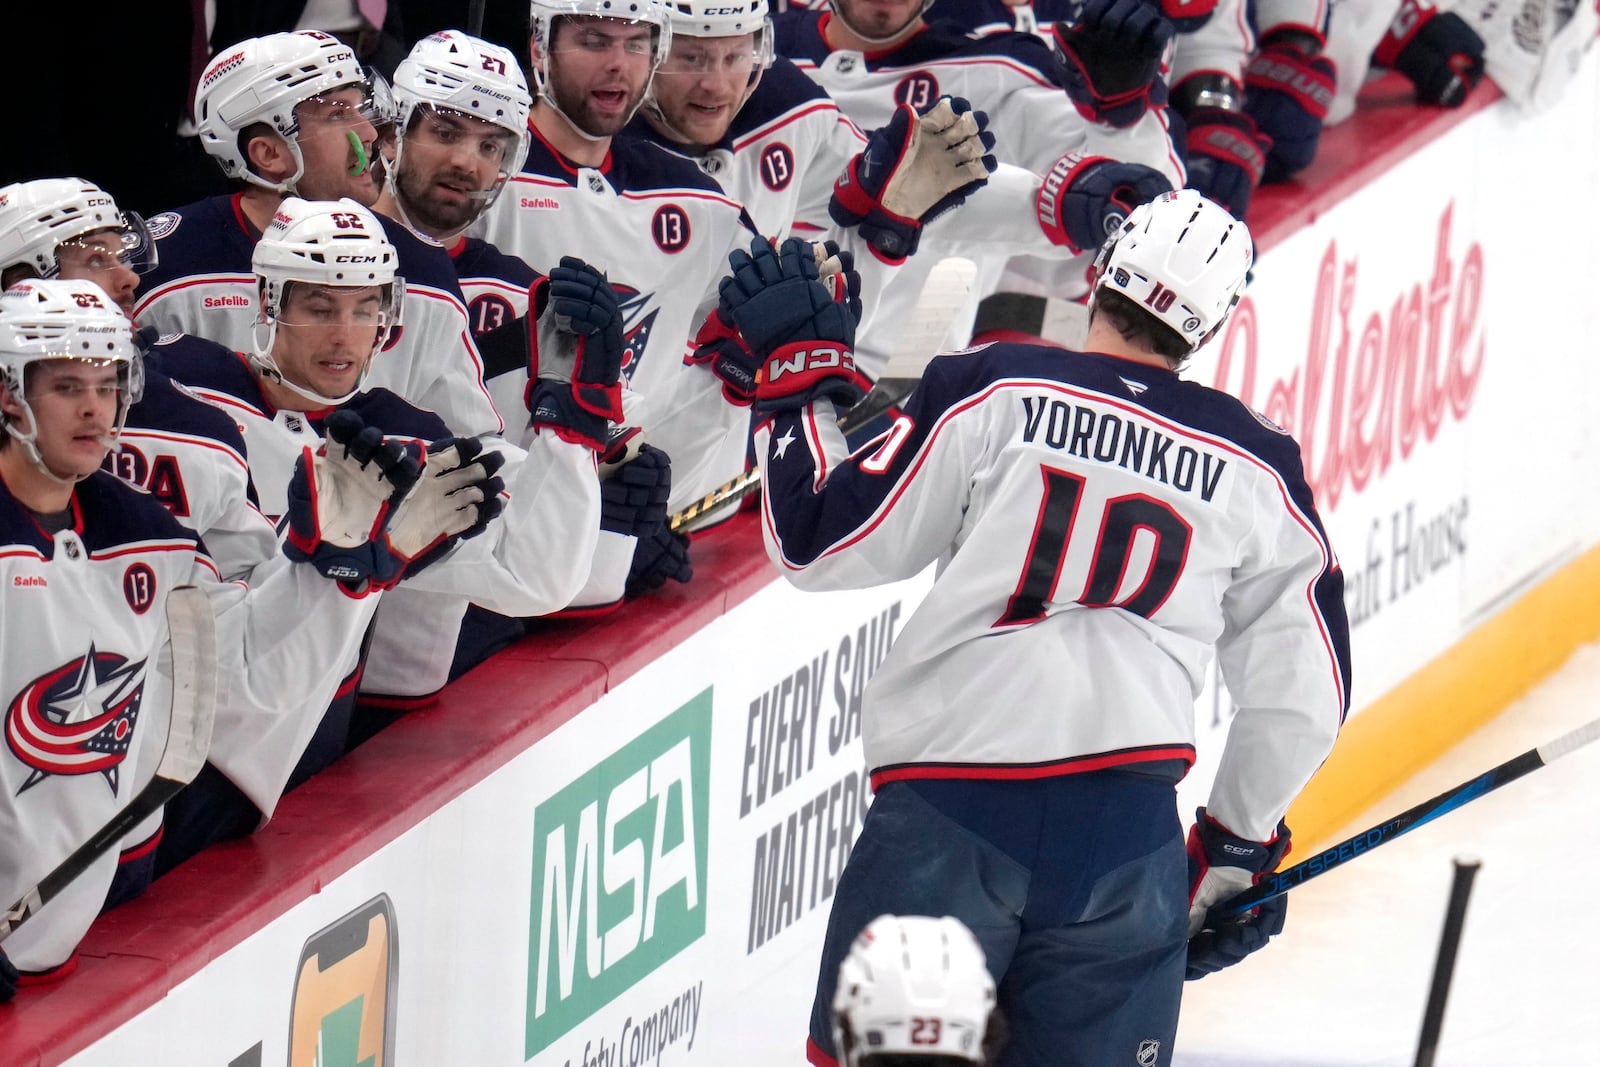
[288,893,398,1067]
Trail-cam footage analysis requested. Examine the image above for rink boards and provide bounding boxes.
[5,57,1599,1067]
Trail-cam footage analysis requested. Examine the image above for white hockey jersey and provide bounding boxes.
[0,472,375,972]
[157,346,599,701]
[110,334,278,582]
[774,12,1184,185]
[754,343,1351,842]
[131,193,504,437]
[471,125,762,514]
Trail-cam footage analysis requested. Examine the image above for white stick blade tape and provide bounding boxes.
[159,585,219,783]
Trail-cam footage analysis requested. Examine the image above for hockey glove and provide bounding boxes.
[625,524,693,599]
[1180,106,1272,218]
[1244,40,1337,182]
[1036,152,1174,252]
[1185,807,1292,980]
[382,435,508,580]
[600,443,673,537]
[1372,0,1485,108]
[720,236,867,414]
[0,946,16,1003]
[688,306,761,406]
[1053,0,1175,127]
[831,96,997,263]
[282,409,421,592]
[525,257,625,451]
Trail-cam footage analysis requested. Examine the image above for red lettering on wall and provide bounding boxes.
[1210,202,1485,512]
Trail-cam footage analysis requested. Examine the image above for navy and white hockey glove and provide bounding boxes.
[526,256,625,451]
[1036,152,1174,252]
[831,96,996,263]
[1244,37,1337,182]
[1179,106,1272,218]
[688,306,761,407]
[1372,0,1485,108]
[383,435,508,580]
[1186,807,1292,980]
[1053,0,1175,127]
[720,236,867,415]
[625,524,693,599]
[600,443,673,537]
[283,409,422,593]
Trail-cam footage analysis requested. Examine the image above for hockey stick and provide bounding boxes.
[467,0,486,37]
[668,256,978,532]
[1207,714,1600,923]
[0,585,218,943]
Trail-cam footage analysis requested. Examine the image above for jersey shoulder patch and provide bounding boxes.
[146,211,182,240]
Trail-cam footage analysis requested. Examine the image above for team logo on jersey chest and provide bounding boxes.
[651,205,692,254]
[5,647,149,795]
[760,144,796,191]
[893,72,941,111]
[613,284,660,379]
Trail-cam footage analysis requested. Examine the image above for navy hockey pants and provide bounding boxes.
[809,770,1188,1067]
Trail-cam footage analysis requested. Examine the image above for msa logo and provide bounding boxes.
[524,690,712,1056]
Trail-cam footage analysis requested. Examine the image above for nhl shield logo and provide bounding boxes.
[5,647,149,795]
[1136,1038,1161,1066]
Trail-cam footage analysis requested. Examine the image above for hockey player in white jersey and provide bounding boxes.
[0,178,279,583]
[0,277,432,989]
[156,198,606,763]
[831,914,999,1066]
[473,0,770,545]
[772,0,1182,366]
[374,29,690,612]
[728,194,1351,1064]
[132,30,504,436]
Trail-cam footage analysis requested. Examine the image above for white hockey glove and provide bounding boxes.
[830,96,998,262]
[282,409,422,591]
[382,436,508,574]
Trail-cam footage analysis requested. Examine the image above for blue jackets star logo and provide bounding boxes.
[5,646,149,796]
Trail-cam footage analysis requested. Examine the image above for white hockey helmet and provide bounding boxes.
[251,197,403,406]
[1092,188,1253,355]
[0,178,157,283]
[0,278,142,475]
[657,0,774,86]
[390,31,533,221]
[194,30,396,193]
[529,0,674,97]
[831,915,996,1066]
